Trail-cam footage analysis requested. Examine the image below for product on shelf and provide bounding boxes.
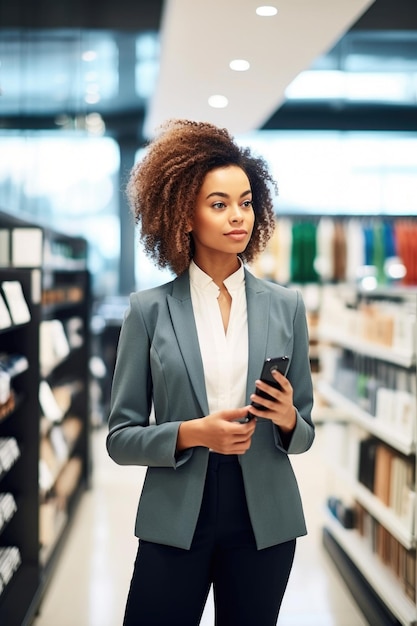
[0,281,31,325]
[0,493,18,532]
[355,502,416,602]
[39,319,71,377]
[0,294,12,329]
[0,438,20,475]
[0,547,21,593]
[11,227,43,267]
[0,391,15,422]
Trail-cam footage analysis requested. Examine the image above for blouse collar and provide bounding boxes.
[189,258,245,293]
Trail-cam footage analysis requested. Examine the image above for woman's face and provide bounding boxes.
[190,165,255,261]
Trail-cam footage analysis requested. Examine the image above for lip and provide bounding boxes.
[224,229,248,241]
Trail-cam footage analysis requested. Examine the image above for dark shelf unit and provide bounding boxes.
[0,215,91,626]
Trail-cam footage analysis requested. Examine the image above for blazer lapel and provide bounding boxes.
[167,273,209,415]
[167,269,271,411]
[245,269,271,402]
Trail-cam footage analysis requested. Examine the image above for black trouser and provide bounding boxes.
[123,453,296,626]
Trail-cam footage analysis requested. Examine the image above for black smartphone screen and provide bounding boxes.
[251,356,290,411]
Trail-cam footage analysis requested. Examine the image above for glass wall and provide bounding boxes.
[238,130,417,216]
[1,129,416,293]
[0,131,120,295]
[133,129,417,290]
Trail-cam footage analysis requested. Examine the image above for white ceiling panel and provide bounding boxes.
[144,0,375,137]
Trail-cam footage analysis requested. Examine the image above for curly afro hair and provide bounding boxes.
[127,119,278,276]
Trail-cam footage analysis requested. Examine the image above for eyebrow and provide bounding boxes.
[206,189,252,200]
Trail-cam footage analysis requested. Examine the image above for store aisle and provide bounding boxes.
[33,425,368,626]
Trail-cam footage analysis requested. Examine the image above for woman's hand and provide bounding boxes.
[177,407,256,454]
[248,369,296,433]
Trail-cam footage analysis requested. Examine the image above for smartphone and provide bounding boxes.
[249,356,290,414]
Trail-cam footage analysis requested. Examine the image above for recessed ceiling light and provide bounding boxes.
[256,5,278,17]
[82,50,97,62]
[85,93,101,104]
[229,59,250,72]
[208,95,228,108]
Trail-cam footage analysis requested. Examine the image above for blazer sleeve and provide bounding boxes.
[273,290,315,454]
[106,293,183,469]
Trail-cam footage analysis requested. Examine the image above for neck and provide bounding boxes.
[192,255,240,287]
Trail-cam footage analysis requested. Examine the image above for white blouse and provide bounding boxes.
[189,260,248,413]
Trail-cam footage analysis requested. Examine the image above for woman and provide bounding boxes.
[107,119,314,626]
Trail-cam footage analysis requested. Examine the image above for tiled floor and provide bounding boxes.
[33,425,368,626]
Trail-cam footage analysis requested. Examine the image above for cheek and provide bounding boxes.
[194,214,221,235]
[247,211,255,231]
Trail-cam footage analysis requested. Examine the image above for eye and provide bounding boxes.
[212,201,226,209]
[242,200,253,208]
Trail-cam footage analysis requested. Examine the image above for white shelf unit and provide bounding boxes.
[318,380,414,457]
[318,286,417,626]
[317,329,415,369]
[325,511,416,626]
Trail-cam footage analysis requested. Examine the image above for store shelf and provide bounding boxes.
[0,213,91,626]
[318,328,415,368]
[326,463,414,548]
[319,287,417,626]
[324,512,416,626]
[0,563,38,626]
[317,379,415,456]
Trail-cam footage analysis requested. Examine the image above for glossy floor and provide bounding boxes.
[33,425,368,626]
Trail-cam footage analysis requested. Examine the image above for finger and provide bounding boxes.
[255,380,281,399]
[221,406,254,422]
[230,421,256,435]
[271,369,287,385]
[271,371,293,395]
[249,397,282,420]
[250,391,279,411]
[235,438,253,454]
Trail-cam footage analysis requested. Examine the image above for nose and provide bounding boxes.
[230,205,244,223]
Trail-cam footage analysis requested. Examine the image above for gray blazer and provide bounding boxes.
[107,268,314,550]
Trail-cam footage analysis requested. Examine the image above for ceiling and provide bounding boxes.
[144,0,375,137]
[1,0,417,140]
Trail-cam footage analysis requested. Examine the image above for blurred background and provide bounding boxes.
[1,0,417,298]
[1,2,417,625]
